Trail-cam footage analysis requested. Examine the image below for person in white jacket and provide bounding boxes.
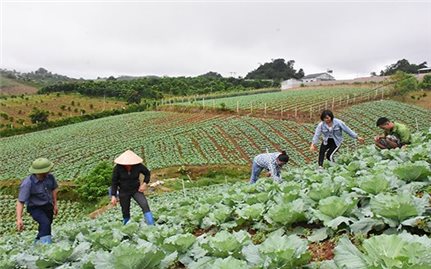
[250,151,289,184]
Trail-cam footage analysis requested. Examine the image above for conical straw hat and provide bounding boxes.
[114,150,143,165]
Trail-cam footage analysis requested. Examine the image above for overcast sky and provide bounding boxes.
[1,0,430,79]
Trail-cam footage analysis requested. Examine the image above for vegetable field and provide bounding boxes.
[171,86,391,117]
[1,129,430,268]
[0,100,430,181]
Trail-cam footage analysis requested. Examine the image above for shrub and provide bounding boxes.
[75,161,113,201]
[420,74,431,90]
[390,71,418,95]
[28,108,49,124]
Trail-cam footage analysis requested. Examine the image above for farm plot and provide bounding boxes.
[172,86,390,116]
[0,101,429,181]
[0,111,314,180]
[0,129,430,268]
[0,93,126,130]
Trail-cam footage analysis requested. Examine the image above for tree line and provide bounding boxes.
[39,75,275,104]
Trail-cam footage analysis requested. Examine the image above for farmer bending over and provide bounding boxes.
[250,150,289,184]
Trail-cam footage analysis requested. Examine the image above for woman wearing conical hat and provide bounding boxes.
[110,150,154,225]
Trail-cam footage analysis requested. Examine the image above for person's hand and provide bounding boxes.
[138,183,147,193]
[53,205,58,216]
[357,137,365,144]
[374,135,384,142]
[111,196,117,206]
[310,144,318,152]
[16,219,24,232]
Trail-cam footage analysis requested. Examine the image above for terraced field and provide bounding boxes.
[0,100,429,181]
[172,85,391,116]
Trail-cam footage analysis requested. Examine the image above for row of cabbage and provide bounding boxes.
[1,129,430,268]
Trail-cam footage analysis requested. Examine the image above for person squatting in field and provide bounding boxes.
[110,150,155,225]
[16,158,59,244]
[249,150,289,183]
[374,117,411,149]
[310,110,365,169]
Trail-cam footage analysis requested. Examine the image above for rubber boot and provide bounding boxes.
[39,235,52,244]
[123,217,130,225]
[144,211,155,225]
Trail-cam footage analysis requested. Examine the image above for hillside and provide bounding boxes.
[0,100,429,181]
[0,74,38,95]
[0,93,127,130]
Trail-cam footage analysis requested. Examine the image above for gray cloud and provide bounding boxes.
[2,1,430,79]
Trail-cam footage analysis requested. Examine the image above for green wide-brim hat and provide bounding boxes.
[29,158,54,174]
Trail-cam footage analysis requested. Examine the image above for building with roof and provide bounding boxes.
[301,72,335,83]
[281,72,335,90]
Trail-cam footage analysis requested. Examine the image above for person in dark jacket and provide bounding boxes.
[110,150,154,225]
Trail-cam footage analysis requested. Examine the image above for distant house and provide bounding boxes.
[417,67,431,74]
[281,72,335,90]
[301,72,335,83]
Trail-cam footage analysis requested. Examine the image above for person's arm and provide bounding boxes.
[52,188,58,216]
[52,176,59,216]
[339,120,364,143]
[16,179,30,232]
[310,123,322,151]
[16,201,25,232]
[138,165,151,192]
[111,166,119,206]
[269,159,282,182]
[141,165,151,184]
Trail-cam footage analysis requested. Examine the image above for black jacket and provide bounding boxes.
[111,164,150,195]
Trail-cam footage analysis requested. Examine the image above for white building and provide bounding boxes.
[281,72,335,90]
[301,72,335,83]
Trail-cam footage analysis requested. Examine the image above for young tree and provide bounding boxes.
[29,108,49,124]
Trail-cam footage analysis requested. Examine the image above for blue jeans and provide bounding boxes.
[250,161,264,184]
[27,203,53,239]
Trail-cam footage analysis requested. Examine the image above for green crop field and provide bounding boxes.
[172,86,390,115]
[0,100,429,181]
[1,129,430,268]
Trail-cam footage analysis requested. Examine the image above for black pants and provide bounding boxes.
[119,191,151,219]
[27,203,54,239]
[318,138,341,166]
